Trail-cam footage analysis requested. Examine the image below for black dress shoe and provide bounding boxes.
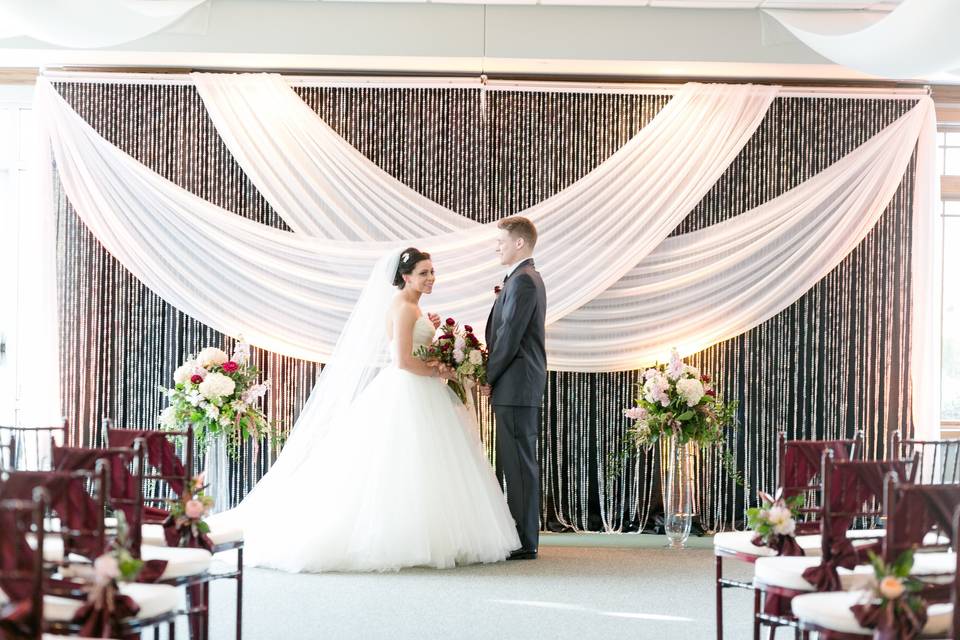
[508,549,538,560]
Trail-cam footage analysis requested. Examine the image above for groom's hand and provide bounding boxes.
[479,384,491,397]
[427,312,441,329]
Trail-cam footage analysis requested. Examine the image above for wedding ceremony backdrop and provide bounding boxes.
[32,72,939,532]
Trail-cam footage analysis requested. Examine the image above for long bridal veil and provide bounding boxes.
[222,249,402,515]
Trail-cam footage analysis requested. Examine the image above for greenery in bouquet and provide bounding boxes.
[617,348,742,484]
[158,338,284,457]
[415,317,488,404]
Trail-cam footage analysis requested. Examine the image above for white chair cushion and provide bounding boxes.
[140,545,212,579]
[714,529,885,559]
[792,590,952,636]
[141,522,243,547]
[755,551,956,592]
[1,583,178,623]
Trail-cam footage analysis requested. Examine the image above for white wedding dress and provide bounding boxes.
[210,312,520,573]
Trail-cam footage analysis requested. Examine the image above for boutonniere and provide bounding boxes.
[494,285,502,297]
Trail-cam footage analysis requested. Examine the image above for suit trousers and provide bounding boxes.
[493,404,540,552]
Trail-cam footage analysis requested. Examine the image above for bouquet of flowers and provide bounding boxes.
[746,489,805,555]
[620,348,741,482]
[158,337,283,456]
[415,317,488,404]
[850,550,928,639]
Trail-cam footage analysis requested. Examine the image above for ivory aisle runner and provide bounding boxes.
[46,79,924,530]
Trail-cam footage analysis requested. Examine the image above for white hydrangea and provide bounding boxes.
[198,372,236,400]
[173,363,195,385]
[684,364,701,379]
[205,404,220,420]
[197,347,229,368]
[676,378,705,407]
[158,406,177,427]
[468,350,483,366]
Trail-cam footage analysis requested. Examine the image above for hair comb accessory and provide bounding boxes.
[401,251,410,262]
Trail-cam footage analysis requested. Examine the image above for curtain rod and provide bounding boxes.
[39,69,930,100]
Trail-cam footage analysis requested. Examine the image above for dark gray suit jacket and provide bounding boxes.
[485,258,547,407]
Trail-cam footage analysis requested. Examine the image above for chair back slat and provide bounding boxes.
[891,433,960,485]
[105,421,193,512]
[0,421,68,471]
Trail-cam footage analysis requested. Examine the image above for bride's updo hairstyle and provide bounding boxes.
[393,247,432,289]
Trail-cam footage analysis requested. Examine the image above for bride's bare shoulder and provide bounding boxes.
[387,299,420,326]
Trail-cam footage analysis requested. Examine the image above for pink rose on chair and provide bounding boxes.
[184,499,206,519]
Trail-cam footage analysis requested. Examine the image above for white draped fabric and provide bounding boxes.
[0,0,206,47]
[25,74,940,437]
[32,77,776,361]
[766,0,960,80]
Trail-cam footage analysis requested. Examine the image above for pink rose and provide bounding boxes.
[190,374,203,384]
[222,361,238,373]
[184,499,206,519]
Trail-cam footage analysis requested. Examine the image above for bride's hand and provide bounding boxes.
[437,364,457,381]
[427,312,441,329]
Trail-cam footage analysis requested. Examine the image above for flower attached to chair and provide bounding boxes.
[70,512,151,637]
[850,550,928,640]
[163,474,215,552]
[158,336,283,457]
[747,489,805,555]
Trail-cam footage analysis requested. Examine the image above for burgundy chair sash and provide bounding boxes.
[108,430,185,496]
[71,578,140,640]
[801,460,907,592]
[782,440,852,498]
[0,472,104,560]
[52,446,139,538]
[0,509,37,602]
[0,599,34,639]
[850,598,927,640]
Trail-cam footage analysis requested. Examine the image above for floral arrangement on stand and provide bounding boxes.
[415,317,488,405]
[850,551,928,639]
[158,337,283,457]
[746,489,805,556]
[162,473,214,551]
[620,348,741,481]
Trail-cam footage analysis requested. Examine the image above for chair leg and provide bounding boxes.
[203,581,211,640]
[753,587,762,640]
[236,547,244,640]
[715,555,723,640]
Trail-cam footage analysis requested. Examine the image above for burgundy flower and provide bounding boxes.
[701,374,711,383]
[442,333,454,340]
[445,318,455,326]
[494,286,502,295]
[706,389,716,397]
[190,374,203,384]
[222,361,239,373]
[464,325,473,333]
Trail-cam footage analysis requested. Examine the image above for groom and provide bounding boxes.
[481,216,547,560]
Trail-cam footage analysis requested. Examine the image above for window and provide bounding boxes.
[939,131,960,435]
[0,85,35,425]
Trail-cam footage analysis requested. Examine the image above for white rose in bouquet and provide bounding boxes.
[767,504,796,536]
[159,406,177,427]
[198,372,235,400]
[197,347,229,368]
[676,378,705,407]
[468,350,483,365]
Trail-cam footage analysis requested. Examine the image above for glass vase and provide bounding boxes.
[203,435,230,515]
[663,434,696,549]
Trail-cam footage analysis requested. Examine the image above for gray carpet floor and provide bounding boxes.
[192,534,757,640]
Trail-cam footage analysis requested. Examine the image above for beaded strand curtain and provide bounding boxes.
[53,81,915,531]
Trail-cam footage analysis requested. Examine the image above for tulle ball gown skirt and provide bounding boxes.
[209,366,521,573]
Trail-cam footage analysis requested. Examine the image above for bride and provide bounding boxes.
[209,247,521,572]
